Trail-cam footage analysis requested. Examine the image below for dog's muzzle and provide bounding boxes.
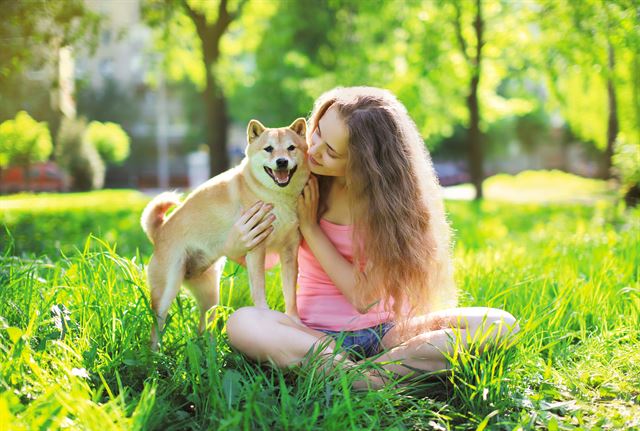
[264,165,297,187]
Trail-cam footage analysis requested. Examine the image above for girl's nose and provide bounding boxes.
[309,144,322,159]
[309,137,320,156]
[310,131,319,146]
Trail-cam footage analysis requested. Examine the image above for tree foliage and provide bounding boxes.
[0,0,100,79]
[534,0,639,151]
[84,121,130,165]
[100,0,638,192]
[0,0,101,126]
[142,0,273,175]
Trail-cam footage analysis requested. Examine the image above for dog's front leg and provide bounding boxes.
[245,246,268,309]
[280,237,300,322]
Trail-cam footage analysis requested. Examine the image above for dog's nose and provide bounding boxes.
[276,158,288,169]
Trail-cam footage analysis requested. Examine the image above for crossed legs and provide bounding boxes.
[226,306,520,388]
[372,307,520,379]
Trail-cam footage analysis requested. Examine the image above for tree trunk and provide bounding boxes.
[467,0,484,200]
[182,0,238,177]
[468,74,483,200]
[203,74,229,176]
[601,41,618,179]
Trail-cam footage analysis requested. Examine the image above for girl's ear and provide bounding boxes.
[247,119,266,143]
[288,117,307,138]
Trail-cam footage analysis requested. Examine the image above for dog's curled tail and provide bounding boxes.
[141,191,181,244]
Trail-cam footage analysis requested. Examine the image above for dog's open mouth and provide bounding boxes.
[264,165,297,187]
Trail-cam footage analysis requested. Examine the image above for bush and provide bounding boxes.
[84,121,130,165]
[0,111,52,180]
[612,134,640,207]
[55,117,105,191]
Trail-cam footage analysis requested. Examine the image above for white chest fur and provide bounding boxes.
[265,196,300,249]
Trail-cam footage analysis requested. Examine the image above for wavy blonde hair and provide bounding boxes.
[307,87,457,327]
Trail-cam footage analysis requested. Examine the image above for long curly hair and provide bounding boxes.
[307,87,457,327]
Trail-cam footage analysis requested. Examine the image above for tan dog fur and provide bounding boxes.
[141,118,309,350]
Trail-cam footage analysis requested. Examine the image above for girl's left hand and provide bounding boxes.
[297,175,319,236]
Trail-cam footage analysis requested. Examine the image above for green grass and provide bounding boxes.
[0,190,151,257]
[446,170,618,203]
[1,174,639,430]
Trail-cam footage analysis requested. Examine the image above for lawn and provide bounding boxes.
[1,172,638,430]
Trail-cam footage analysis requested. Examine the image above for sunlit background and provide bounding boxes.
[0,0,637,203]
[1,2,640,429]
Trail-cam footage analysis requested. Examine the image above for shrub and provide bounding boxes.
[612,134,640,207]
[55,117,105,191]
[0,111,52,184]
[84,121,130,165]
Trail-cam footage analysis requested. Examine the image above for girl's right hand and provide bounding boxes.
[223,201,276,263]
[297,175,319,237]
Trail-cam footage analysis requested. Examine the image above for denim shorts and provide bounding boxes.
[317,322,395,359]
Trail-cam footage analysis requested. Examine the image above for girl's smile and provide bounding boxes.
[309,154,322,167]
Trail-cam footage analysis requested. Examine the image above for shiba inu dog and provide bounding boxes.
[141,118,309,350]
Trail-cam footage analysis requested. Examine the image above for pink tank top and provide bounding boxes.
[297,218,393,331]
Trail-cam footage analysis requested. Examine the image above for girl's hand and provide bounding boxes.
[223,201,275,263]
[297,175,319,236]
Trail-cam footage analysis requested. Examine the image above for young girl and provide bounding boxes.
[224,87,518,388]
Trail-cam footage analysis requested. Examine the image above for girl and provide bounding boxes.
[224,87,519,388]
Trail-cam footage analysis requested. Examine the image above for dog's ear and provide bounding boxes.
[247,119,266,144]
[288,117,306,138]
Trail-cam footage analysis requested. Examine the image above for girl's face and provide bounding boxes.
[308,105,349,177]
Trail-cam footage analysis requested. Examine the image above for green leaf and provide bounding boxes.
[221,369,242,409]
[475,409,500,431]
[5,327,22,344]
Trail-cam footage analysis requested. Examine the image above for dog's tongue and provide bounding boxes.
[274,169,290,183]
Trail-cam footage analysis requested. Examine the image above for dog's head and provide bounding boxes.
[245,118,309,189]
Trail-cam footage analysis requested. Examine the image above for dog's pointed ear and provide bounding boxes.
[288,117,307,138]
[248,119,266,144]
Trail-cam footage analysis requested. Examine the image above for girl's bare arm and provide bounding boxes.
[297,177,371,313]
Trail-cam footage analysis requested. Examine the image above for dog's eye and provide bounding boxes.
[287,145,295,151]
[264,146,273,153]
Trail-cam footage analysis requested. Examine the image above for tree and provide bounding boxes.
[143,0,260,176]
[84,122,131,165]
[0,0,101,123]
[0,0,100,78]
[228,0,342,125]
[451,0,485,198]
[0,111,52,187]
[535,0,639,179]
[329,0,535,199]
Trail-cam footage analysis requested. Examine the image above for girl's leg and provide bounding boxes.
[373,307,519,377]
[226,306,333,366]
[226,307,387,389]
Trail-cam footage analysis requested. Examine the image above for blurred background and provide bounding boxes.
[0,0,638,202]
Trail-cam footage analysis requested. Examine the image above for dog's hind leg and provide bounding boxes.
[148,252,185,350]
[185,257,225,334]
